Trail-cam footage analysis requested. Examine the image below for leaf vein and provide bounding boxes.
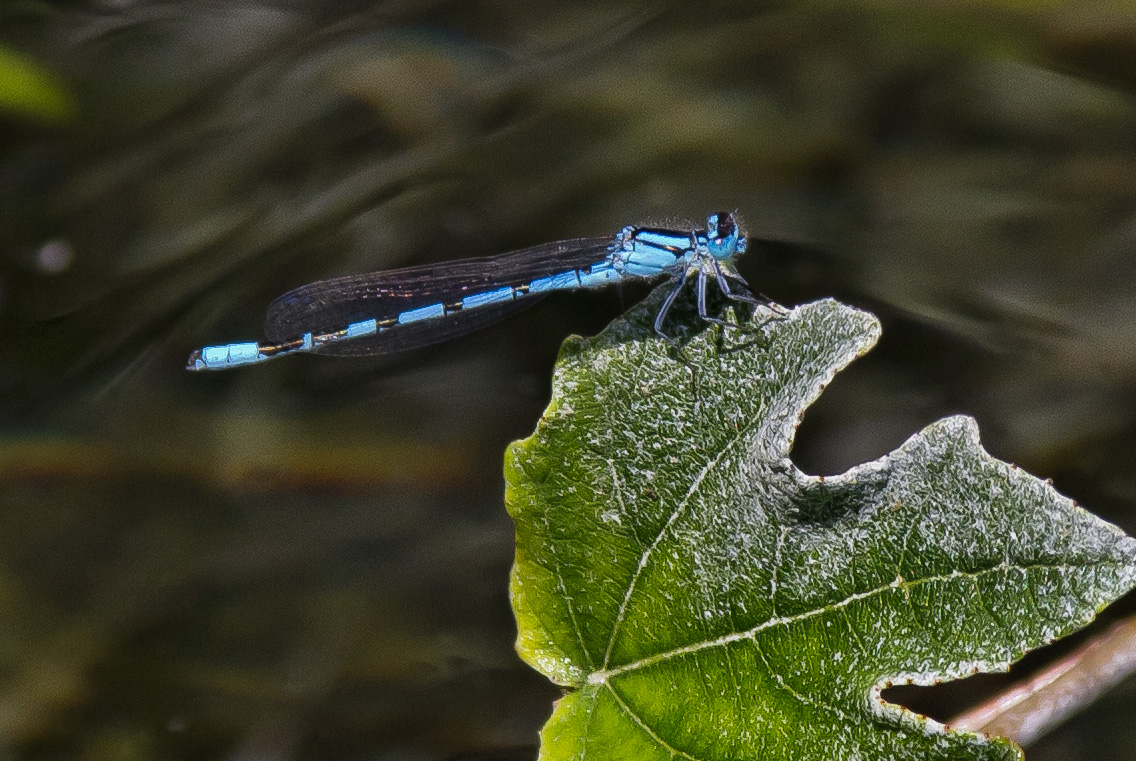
[600,415,763,668]
[753,635,854,725]
[595,560,1108,680]
[603,680,704,760]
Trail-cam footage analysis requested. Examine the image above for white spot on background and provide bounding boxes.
[36,239,74,274]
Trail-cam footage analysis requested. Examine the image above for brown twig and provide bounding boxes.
[951,614,1136,747]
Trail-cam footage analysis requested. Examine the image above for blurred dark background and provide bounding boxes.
[3,1,1136,759]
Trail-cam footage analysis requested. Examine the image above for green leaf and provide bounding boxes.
[0,46,75,124]
[506,293,1136,761]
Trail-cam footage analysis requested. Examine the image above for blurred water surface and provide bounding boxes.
[3,1,1136,759]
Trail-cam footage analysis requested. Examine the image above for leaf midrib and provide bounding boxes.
[587,559,1100,684]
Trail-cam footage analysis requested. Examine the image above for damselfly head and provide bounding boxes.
[705,211,745,260]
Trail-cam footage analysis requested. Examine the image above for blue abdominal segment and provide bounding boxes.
[528,271,582,293]
[461,286,515,309]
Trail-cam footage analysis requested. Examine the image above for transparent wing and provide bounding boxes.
[263,237,614,356]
